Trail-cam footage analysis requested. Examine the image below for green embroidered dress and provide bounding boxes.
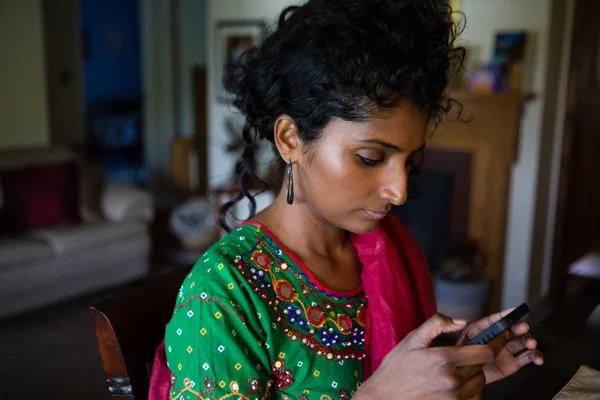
[165,223,366,400]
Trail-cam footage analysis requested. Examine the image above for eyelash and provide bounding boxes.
[357,154,383,166]
[356,151,424,172]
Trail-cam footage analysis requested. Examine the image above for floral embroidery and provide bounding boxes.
[235,264,364,361]
[232,235,366,362]
[253,251,273,270]
[271,358,294,391]
[166,224,364,400]
[307,306,326,327]
[356,305,367,325]
[337,315,352,334]
[275,280,295,301]
[169,374,274,400]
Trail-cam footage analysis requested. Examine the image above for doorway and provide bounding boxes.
[80,0,146,186]
[550,0,600,297]
[42,0,146,186]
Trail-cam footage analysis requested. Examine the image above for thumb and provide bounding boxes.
[408,313,467,348]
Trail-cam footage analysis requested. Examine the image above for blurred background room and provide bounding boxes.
[0,0,599,398]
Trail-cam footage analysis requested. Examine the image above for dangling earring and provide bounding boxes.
[286,161,294,205]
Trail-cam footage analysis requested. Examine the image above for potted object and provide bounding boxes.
[434,237,490,322]
[169,198,220,251]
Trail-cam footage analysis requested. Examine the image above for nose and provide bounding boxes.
[379,166,408,206]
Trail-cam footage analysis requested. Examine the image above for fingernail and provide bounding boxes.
[453,318,466,325]
[537,357,544,366]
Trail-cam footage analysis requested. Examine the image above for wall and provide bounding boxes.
[206,0,294,188]
[141,0,207,200]
[529,0,575,303]
[80,0,142,105]
[179,0,207,137]
[42,0,85,147]
[0,0,49,149]
[141,0,173,195]
[460,0,563,309]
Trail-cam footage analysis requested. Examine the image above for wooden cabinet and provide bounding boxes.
[429,91,528,310]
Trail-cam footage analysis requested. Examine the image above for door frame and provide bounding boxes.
[547,0,600,299]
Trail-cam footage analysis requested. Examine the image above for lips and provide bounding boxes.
[363,209,388,221]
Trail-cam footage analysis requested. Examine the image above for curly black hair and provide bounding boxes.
[219,0,465,231]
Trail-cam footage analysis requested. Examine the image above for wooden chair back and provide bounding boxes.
[90,268,190,399]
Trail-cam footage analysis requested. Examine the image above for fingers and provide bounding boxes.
[457,310,530,348]
[409,314,467,348]
[462,307,515,339]
[515,349,545,367]
[457,371,486,400]
[449,345,493,385]
[456,364,486,383]
[504,333,537,356]
[509,322,530,337]
[448,345,495,367]
[429,346,490,399]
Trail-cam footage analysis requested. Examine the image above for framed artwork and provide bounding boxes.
[215,20,265,103]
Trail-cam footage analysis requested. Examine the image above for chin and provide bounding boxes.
[342,218,382,235]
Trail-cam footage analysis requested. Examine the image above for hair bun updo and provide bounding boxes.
[219,0,465,231]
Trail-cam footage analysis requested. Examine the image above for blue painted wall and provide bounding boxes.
[81,0,141,106]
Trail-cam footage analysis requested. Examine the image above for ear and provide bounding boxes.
[273,115,301,163]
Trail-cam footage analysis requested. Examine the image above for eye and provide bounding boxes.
[356,154,383,166]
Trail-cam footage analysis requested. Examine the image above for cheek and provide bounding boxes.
[306,152,373,203]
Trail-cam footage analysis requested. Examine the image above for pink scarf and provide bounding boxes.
[353,215,437,378]
[149,215,436,398]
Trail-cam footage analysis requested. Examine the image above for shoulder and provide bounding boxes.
[175,224,262,306]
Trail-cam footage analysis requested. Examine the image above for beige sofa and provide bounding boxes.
[0,148,153,319]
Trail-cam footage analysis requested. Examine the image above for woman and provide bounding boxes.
[154,1,544,399]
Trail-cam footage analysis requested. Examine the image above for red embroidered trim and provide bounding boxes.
[241,222,364,297]
[338,314,352,334]
[235,258,365,361]
[307,306,326,327]
[356,305,367,325]
[252,250,273,270]
[275,279,295,302]
[270,358,294,391]
[170,374,273,400]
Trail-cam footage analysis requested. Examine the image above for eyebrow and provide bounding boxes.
[358,139,402,151]
[357,139,426,153]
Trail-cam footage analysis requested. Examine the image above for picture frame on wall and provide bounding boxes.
[215,21,265,103]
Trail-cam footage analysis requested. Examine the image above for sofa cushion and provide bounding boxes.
[0,238,54,270]
[30,222,146,255]
[0,162,80,235]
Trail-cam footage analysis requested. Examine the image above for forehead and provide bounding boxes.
[323,102,429,150]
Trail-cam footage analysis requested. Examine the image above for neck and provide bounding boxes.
[259,191,351,258]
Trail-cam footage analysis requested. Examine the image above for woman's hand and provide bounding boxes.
[455,309,545,384]
[356,314,494,400]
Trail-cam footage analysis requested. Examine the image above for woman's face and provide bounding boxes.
[294,102,428,234]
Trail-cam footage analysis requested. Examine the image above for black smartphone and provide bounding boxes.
[466,303,531,345]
